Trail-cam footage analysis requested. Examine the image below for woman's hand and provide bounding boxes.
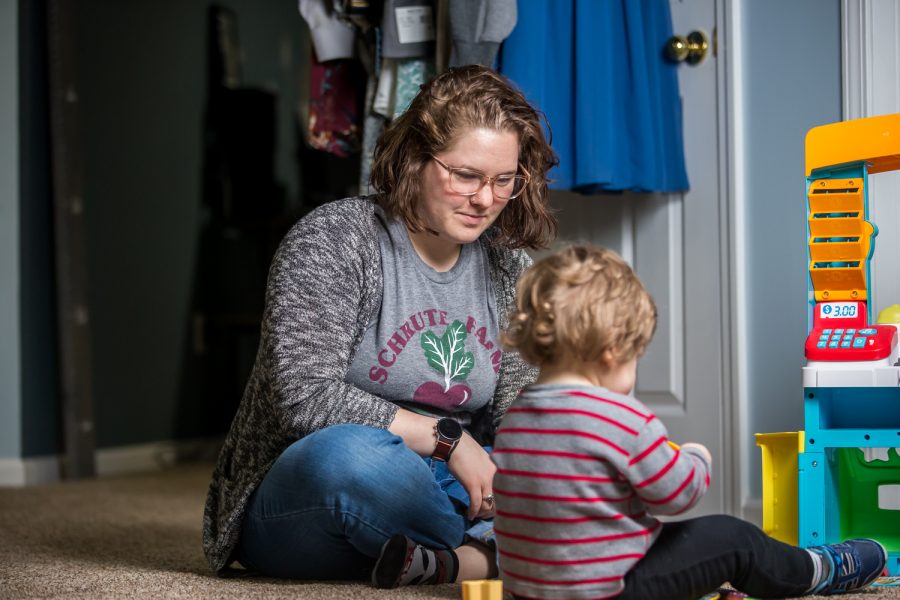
[448,433,497,520]
[389,410,497,520]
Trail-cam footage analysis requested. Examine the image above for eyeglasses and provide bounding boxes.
[431,155,530,200]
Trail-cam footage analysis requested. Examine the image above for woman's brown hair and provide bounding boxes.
[369,65,558,250]
[503,245,657,368]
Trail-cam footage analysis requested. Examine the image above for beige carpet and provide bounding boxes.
[0,462,894,599]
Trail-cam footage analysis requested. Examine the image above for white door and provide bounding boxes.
[545,0,729,515]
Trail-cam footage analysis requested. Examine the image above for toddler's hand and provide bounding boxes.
[680,442,713,466]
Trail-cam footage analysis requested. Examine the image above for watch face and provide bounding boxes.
[437,418,463,440]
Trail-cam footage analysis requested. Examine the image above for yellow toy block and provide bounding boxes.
[462,579,503,600]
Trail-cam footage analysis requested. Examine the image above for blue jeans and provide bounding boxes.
[236,424,494,580]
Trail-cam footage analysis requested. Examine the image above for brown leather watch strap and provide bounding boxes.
[432,438,455,462]
[432,418,462,462]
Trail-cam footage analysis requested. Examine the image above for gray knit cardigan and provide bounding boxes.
[202,197,538,573]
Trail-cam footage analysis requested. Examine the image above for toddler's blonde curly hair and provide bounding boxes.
[503,245,657,368]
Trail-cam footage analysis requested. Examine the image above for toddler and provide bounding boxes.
[493,244,886,600]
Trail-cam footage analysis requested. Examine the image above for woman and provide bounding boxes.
[202,64,558,587]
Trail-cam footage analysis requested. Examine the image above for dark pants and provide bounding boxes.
[617,515,814,600]
[513,515,814,600]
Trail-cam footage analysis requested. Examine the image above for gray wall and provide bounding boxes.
[76,1,208,448]
[75,0,309,449]
[20,0,60,458]
[0,0,21,460]
[742,0,842,496]
[1,0,311,458]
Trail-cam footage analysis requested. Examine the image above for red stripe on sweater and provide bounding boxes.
[496,468,615,483]
[499,548,645,566]
[495,509,645,523]
[641,467,696,505]
[670,480,704,516]
[628,435,667,466]
[634,452,678,488]
[491,447,607,462]
[497,428,629,457]
[565,390,652,420]
[494,486,634,504]
[503,568,624,587]
[505,407,638,436]
[495,523,658,545]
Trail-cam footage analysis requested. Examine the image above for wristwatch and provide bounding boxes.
[432,418,463,462]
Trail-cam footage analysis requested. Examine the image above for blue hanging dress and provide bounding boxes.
[498,0,689,193]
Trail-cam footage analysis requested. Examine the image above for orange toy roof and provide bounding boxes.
[806,113,900,176]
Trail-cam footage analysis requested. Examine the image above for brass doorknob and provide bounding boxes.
[665,30,709,65]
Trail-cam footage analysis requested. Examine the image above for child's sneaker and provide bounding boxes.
[809,538,887,595]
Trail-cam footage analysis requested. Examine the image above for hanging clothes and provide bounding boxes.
[381,0,436,59]
[448,0,517,68]
[299,0,367,158]
[498,0,689,194]
[359,27,387,193]
[307,55,366,158]
[378,0,436,119]
[298,0,357,61]
[359,1,438,191]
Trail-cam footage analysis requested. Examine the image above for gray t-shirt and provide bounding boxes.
[346,209,501,424]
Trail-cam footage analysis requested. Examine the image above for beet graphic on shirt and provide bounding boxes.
[413,320,473,410]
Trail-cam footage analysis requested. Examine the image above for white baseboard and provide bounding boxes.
[95,440,182,477]
[0,454,61,486]
[0,460,24,486]
[0,437,220,487]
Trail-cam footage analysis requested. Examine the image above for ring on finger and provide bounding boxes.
[484,494,495,505]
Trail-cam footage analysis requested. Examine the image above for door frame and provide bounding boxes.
[718,0,753,520]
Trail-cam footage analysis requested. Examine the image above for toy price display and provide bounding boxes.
[819,302,858,319]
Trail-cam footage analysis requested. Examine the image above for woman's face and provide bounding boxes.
[417,127,520,246]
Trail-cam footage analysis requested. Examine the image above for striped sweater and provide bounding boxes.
[492,384,711,600]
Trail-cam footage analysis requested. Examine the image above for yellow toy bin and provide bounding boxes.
[755,432,804,546]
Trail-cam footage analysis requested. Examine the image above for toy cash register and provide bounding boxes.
[805,301,896,361]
